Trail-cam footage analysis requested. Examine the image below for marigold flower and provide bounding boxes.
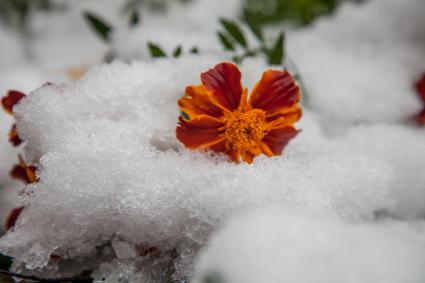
[176,62,301,163]
[2,90,26,146]
[10,155,38,184]
[415,73,425,125]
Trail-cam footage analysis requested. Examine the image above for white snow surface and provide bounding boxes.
[0,0,423,281]
[193,207,425,283]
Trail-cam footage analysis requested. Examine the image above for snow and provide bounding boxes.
[193,207,425,283]
[0,0,423,281]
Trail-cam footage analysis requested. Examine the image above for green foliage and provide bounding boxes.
[242,0,363,26]
[218,32,235,51]
[219,19,248,48]
[83,11,113,42]
[147,43,198,59]
[173,46,183,58]
[0,253,13,270]
[267,32,285,65]
[128,9,140,27]
[148,42,167,58]
[0,0,53,31]
[217,18,285,66]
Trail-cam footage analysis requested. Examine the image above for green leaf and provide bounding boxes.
[83,11,112,42]
[148,42,167,58]
[190,46,199,54]
[180,111,190,120]
[217,32,235,51]
[129,9,139,27]
[173,45,182,57]
[268,32,285,65]
[0,253,13,270]
[245,17,263,42]
[219,18,247,48]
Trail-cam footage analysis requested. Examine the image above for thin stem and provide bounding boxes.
[0,269,91,283]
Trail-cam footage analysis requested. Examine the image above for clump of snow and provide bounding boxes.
[287,0,425,124]
[0,54,424,281]
[193,207,425,283]
[0,0,424,280]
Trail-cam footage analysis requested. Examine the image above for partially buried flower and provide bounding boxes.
[176,62,301,163]
[415,73,425,125]
[1,90,26,146]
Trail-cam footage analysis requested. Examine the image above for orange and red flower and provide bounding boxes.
[415,73,425,125]
[2,90,26,147]
[176,62,301,163]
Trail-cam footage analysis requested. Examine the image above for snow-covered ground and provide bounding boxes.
[0,0,424,282]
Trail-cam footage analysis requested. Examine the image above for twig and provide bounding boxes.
[0,269,91,283]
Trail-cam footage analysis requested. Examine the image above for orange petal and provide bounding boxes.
[179,85,227,119]
[201,62,244,111]
[2,90,26,115]
[249,70,300,115]
[241,151,255,164]
[176,116,225,149]
[10,156,38,184]
[9,124,23,147]
[5,206,24,230]
[261,126,299,156]
[266,105,302,129]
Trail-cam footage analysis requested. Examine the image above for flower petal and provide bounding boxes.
[416,74,425,102]
[5,206,24,230]
[261,126,299,156]
[249,70,300,115]
[2,90,26,115]
[176,116,225,149]
[417,108,425,125]
[179,85,227,119]
[201,62,243,111]
[266,105,302,129]
[9,124,23,147]
[10,156,38,184]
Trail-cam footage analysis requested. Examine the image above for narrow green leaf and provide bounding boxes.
[83,11,112,42]
[245,18,263,42]
[129,9,139,27]
[148,42,167,58]
[219,18,247,48]
[173,45,182,57]
[0,253,13,270]
[268,32,285,65]
[190,46,199,54]
[217,32,235,51]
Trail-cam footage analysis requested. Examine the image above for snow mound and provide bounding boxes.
[288,0,425,124]
[193,207,425,283]
[0,55,424,280]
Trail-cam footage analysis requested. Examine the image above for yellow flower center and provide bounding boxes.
[224,109,268,151]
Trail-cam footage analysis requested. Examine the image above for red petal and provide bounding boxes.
[9,124,23,147]
[10,156,38,184]
[176,116,225,149]
[1,90,26,114]
[416,74,425,102]
[262,126,299,156]
[417,109,425,125]
[201,62,243,111]
[5,206,24,230]
[249,70,300,115]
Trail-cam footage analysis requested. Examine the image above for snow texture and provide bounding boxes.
[0,0,424,281]
[193,207,425,283]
